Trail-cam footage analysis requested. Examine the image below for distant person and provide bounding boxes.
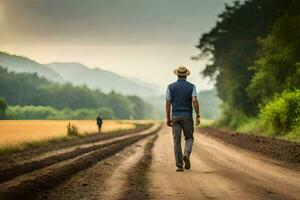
[96,113,103,133]
[165,66,200,172]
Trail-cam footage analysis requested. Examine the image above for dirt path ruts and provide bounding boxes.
[119,134,157,200]
[0,124,160,184]
[0,134,148,200]
[99,134,158,200]
[1,124,299,200]
[0,124,161,200]
[46,137,147,200]
[0,124,152,170]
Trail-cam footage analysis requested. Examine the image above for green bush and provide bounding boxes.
[5,105,116,120]
[259,90,300,135]
[5,105,57,119]
[72,108,96,119]
[235,118,262,135]
[216,104,249,129]
[98,107,115,119]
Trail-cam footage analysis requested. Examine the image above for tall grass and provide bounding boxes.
[67,123,79,137]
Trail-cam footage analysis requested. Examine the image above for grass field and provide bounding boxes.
[0,120,138,147]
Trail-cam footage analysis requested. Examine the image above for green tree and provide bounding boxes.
[0,67,153,119]
[194,0,300,120]
[194,1,266,116]
[106,91,133,119]
[0,97,8,119]
[248,14,300,103]
[128,95,150,119]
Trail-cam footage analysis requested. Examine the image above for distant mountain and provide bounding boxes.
[0,52,64,83]
[0,52,162,97]
[128,77,164,95]
[46,62,161,97]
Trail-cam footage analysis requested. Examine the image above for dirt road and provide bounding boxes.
[0,124,299,200]
[150,126,300,200]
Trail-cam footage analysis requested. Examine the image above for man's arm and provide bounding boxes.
[165,86,173,127]
[165,100,172,127]
[192,84,200,125]
[192,97,200,125]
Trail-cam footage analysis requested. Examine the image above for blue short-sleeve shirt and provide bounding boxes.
[165,79,197,117]
[165,83,197,101]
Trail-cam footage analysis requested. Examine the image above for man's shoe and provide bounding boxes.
[176,167,184,172]
[183,156,191,169]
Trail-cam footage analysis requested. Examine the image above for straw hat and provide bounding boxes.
[173,66,190,76]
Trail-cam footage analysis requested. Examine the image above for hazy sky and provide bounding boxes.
[0,0,233,91]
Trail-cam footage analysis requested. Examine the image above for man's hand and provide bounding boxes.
[195,117,200,126]
[167,120,173,127]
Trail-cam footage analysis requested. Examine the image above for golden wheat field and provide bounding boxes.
[0,120,137,147]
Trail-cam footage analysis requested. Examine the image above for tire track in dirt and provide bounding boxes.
[119,134,157,200]
[47,137,149,200]
[100,133,158,200]
[0,124,152,170]
[0,125,161,200]
[0,125,159,183]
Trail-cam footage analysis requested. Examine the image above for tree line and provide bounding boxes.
[195,0,300,140]
[0,67,153,119]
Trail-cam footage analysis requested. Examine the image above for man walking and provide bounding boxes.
[96,113,103,133]
[165,66,200,172]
